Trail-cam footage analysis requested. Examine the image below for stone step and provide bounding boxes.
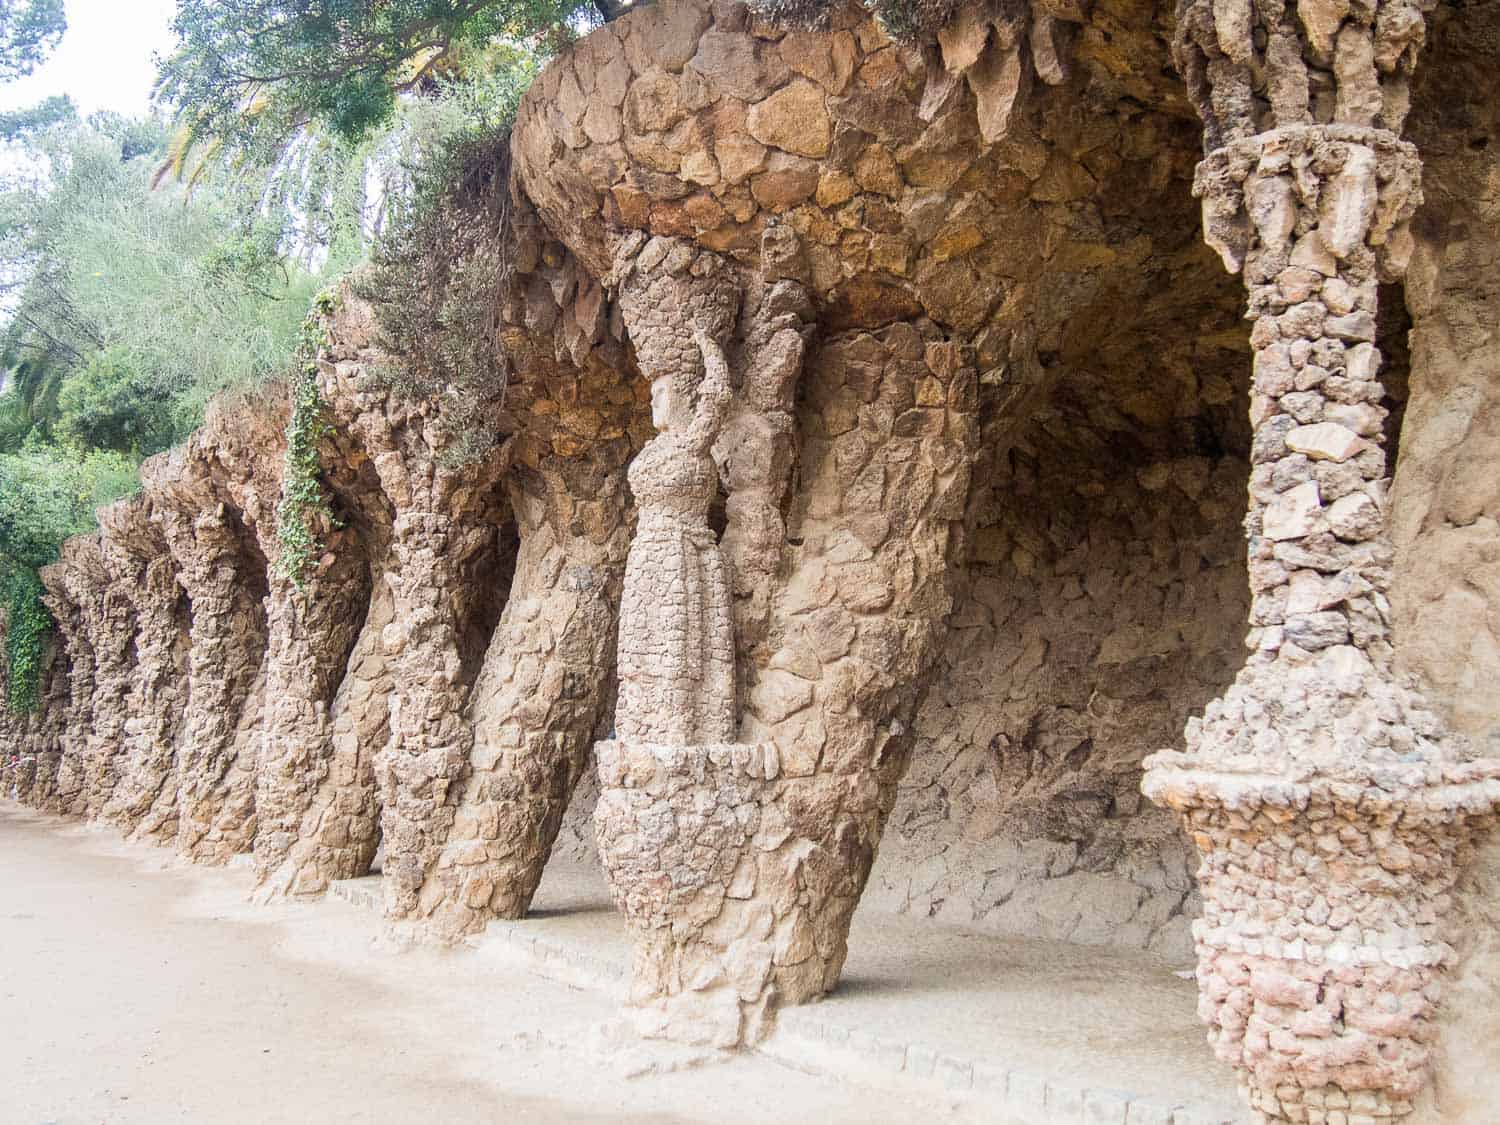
[329,861,1248,1124]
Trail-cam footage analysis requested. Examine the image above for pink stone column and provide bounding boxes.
[1145,4,1500,1120]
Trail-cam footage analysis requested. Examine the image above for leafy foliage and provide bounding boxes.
[357,56,532,465]
[0,115,335,705]
[0,0,64,82]
[156,0,600,154]
[0,445,137,712]
[4,568,48,712]
[0,118,330,457]
[0,93,74,141]
[273,291,338,587]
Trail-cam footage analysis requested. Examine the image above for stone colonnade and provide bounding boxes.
[2,3,1498,1122]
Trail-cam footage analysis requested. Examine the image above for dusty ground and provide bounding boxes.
[0,804,999,1125]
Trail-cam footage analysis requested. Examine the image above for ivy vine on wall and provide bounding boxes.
[4,570,49,713]
[273,289,340,588]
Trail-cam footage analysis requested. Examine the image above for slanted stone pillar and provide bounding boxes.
[38,561,89,815]
[21,642,68,808]
[154,489,269,864]
[102,498,190,842]
[254,523,392,898]
[424,458,630,938]
[55,537,137,820]
[1144,4,1500,1121]
[252,525,372,894]
[317,293,511,920]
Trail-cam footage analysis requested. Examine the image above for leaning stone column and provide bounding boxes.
[22,643,68,808]
[102,498,191,842]
[57,537,137,820]
[424,457,630,939]
[153,483,269,864]
[252,523,372,894]
[37,561,89,815]
[317,292,511,920]
[1144,4,1500,1121]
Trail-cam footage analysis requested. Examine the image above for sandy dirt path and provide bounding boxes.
[0,804,993,1124]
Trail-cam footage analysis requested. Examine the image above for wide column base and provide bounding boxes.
[593,739,836,1050]
[1145,655,1500,1123]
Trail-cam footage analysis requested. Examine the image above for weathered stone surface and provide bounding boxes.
[9,6,1500,1119]
[99,496,190,843]
[1149,5,1500,1122]
[746,79,831,157]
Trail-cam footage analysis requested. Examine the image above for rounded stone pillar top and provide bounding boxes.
[1193,123,1423,278]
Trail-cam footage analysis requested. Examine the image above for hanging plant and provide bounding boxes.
[273,289,340,588]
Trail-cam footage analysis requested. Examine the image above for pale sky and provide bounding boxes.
[0,0,179,117]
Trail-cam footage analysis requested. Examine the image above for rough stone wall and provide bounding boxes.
[870,444,1249,960]
[1389,5,1500,1117]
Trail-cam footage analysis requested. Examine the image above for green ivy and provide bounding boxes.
[4,569,50,713]
[273,290,339,589]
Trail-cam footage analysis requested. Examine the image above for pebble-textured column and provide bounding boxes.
[11,628,67,811]
[38,561,90,815]
[377,504,506,917]
[61,537,137,820]
[1144,3,1500,1122]
[425,464,629,939]
[102,500,190,843]
[252,525,372,893]
[255,539,393,898]
[155,495,269,864]
[316,294,511,921]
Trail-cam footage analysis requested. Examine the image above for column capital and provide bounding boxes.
[1194,123,1423,279]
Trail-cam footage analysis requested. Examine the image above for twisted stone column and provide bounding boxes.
[38,562,89,815]
[1144,3,1500,1121]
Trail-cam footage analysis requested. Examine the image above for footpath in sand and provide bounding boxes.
[0,804,997,1125]
[0,803,1244,1123]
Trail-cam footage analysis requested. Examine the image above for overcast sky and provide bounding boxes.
[0,0,178,117]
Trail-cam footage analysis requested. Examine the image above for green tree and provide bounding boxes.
[1,118,329,454]
[0,93,75,141]
[0,444,138,712]
[0,0,64,82]
[155,0,605,151]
